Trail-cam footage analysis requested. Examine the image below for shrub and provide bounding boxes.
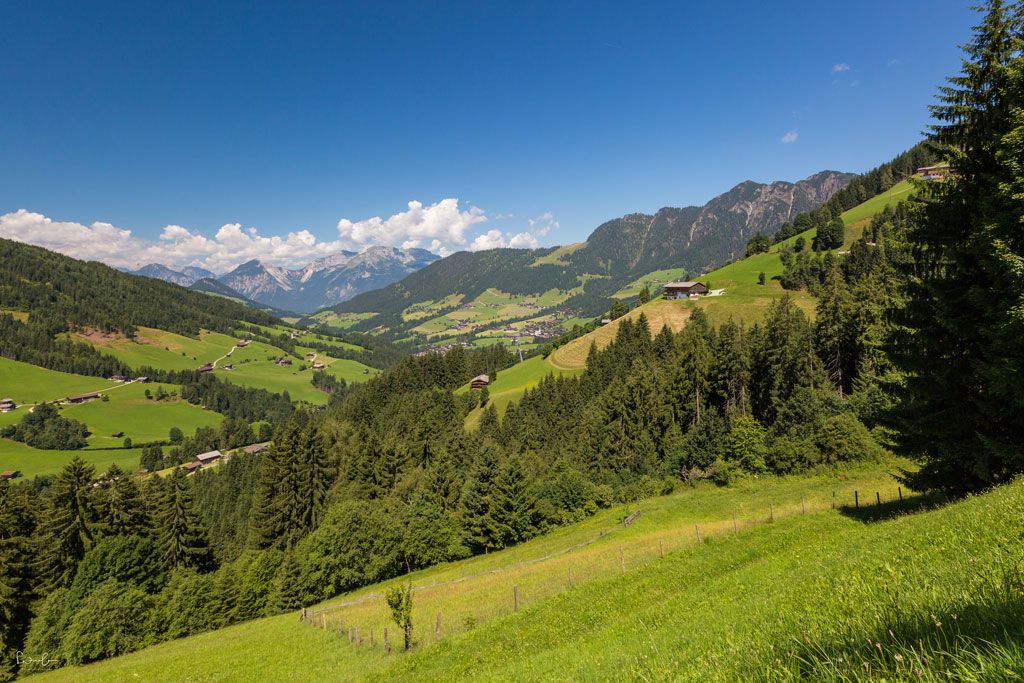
[814,412,885,463]
[61,580,154,665]
[720,416,769,473]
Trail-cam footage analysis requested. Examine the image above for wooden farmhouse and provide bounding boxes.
[471,374,490,390]
[244,442,270,455]
[312,362,325,370]
[198,362,215,373]
[0,398,15,413]
[181,461,203,474]
[663,281,709,300]
[917,163,952,181]
[196,449,223,465]
[0,470,21,480]
[66,391,101,404]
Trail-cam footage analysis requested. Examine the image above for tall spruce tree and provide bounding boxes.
[157,470,213,571]
[36,457,97,591]
[896,0,1024,492]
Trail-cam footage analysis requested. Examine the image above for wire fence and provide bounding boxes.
[300,483,910,653]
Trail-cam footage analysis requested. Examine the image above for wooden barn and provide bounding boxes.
[471,374,490,390]
[198,362,214,373]
[197,449,223,465]
[0,398,15,413]
[663,281,708,299]
[66,391,101,404]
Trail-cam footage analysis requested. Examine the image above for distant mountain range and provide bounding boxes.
[325,170,854,330]
[128,245,440,313]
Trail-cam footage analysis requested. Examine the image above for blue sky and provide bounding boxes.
[0,1,975,271]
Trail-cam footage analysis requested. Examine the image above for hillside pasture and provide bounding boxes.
[34,459,1019,682]
[62,382,223,449]
[548,299,692,370]
[0,440,142,479]
[0,357,114,404]
[462,355,582,426]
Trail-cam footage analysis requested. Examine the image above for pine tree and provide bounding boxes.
[815,261,855,397]
[459,444,501,552]
[489,456,536,548]
[896,0,1024,492]
[95,464,149,538]
[36,457,97,591]
[156,470,213,571]
[0,484,32,681]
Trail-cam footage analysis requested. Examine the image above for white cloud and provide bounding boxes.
[0,200,557,273]
[780,130,799,144]
[832,63,850,73]
[470,229,508,251]
[335,198,486,251]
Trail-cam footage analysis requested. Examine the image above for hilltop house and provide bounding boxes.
[276,358,293,367]
[0,398,15,413]
[664,281,708,299]
[66,391,101,404]
[0,470,21,480]
[198,362,214,373]
[237,339,251,347]
[312,362,325,370]
[917,163,952,181]
[471,374,490,390]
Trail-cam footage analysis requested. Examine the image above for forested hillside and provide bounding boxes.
[0,239,278,337]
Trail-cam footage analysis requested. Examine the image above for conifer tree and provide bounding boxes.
[36,457,97,591]
[489,456,536,548]
[156,470,213,571]
[95,464,149,538]
[0,484,32,681]
[896,0,1024,491]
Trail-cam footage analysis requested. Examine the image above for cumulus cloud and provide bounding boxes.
[780,130,799,144]
[0,197,514,272]
[0,199,558,272]
[336,198,486,251]
[832,63,850,73]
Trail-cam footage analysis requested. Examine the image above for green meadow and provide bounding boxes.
[0,357,114,404]
[0,440,141,479]
[0,372,225,477]
[33,459,1024,682]
[73,327,241,371]
[62,382,223,449]
[461,354,582,426]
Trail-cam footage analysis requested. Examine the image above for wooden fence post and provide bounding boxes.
[435,612,441,641]
[356,626,361,646]
[568,564,573,588]
[338,620,344,637]
[659,539,664,558]
[769,503,774,522]
[832,491,836,509]
[619,547,625,572]
[301,607,306,622]
[732,513,737,534]
[695,524,702,544]
[348,626,353,643]
[876,491,881,506]
[514,585,519,612]
[855,491,859,509]
[384,627,390,653]
[370,626,374,647]
[801,497,805,514]
[898,486,903,502]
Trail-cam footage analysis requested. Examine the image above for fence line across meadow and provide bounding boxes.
[301,484,911,651]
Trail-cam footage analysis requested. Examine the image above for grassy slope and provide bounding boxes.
[0,362,225,477]
[461,355,583,426]
[0,358,113,404]
[36,462,1024,682]
[551,179,918,371]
